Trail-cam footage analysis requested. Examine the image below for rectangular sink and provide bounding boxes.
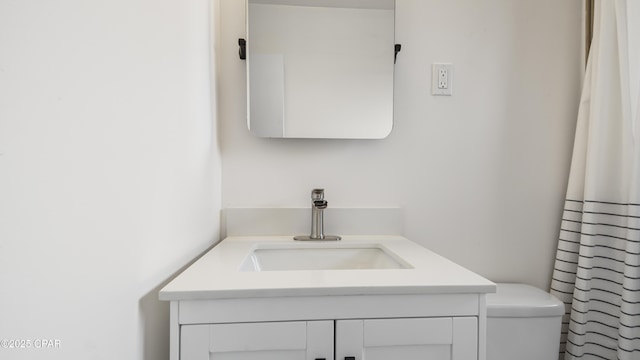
[241,244,412,272]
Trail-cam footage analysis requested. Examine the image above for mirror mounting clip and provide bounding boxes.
[394,44,401,64]
[239,38,246,60]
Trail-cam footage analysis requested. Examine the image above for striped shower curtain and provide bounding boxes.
[550,1,640,360]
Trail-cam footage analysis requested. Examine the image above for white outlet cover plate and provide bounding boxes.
[432,63,453,96]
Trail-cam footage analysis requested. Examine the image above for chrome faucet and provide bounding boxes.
[294,189,341,241]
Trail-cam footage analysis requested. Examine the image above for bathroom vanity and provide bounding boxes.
[159,235,495,360]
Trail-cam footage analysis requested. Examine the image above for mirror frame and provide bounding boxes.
[244,0,397,139]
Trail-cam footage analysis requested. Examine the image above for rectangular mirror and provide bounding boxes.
[246,0,396,139]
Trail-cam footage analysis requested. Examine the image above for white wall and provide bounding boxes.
[220,0,582,290]
[0,1,221,359]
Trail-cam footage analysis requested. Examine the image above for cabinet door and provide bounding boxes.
[181,321,334,360]
[336,317,477,360]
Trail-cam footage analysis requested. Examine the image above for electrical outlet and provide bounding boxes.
[438,68,448,89]
[432,63,453,96]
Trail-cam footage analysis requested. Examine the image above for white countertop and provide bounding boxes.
[159,236,496,301]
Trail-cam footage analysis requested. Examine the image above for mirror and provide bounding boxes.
[246,0,396,139]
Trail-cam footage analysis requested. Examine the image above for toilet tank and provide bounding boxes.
[486,283,564,360]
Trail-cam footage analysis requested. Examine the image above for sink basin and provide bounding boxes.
[241,244,412,271]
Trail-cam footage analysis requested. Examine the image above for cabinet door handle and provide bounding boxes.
[314,358,326,360]
[345,357,356,360]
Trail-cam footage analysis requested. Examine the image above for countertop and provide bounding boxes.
[159,236,496,301]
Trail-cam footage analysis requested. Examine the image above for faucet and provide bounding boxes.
[294,189,341,241]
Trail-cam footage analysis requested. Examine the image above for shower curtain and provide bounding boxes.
[550,1,640,360]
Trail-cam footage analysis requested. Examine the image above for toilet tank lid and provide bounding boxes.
[486,283,565,318]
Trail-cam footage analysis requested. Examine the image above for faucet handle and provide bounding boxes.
[313,199,328,209]
[311,188,324,201]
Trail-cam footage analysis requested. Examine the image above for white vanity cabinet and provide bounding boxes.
[337,317,477,360]
[180,320,333,360]
[180,316,478,360]
[159,235,495,360]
